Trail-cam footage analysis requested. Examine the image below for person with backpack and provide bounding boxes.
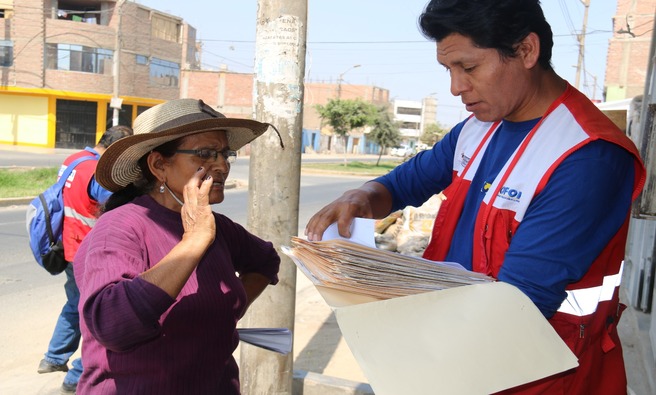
[37,125,133,395]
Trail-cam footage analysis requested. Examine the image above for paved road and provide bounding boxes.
[0,166,373,394]
[0,143,394,169]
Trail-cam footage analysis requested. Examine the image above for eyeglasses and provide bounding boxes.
[175,148,237,164]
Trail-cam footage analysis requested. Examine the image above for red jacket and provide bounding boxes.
[423,86,646,394]
[60,150,100,262]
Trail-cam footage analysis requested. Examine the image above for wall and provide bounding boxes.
[7,0,45,88]
[606,0,655,101]
[0,94,49,146]
[119,2,185,101]
[182,70,254,118]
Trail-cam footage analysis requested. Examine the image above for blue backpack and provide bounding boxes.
[26,155,97,275]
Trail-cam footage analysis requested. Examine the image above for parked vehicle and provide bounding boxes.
[390,145,414,157]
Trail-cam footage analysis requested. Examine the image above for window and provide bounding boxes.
[137,106,152,116]
[0,1,13,19]
[0,40,12,67]
[56,99,98,149]
[136,55,148,65]
[105,103,133,129]
[46,44,113,74]
[402,122,420,129]
[397,107,422,116]
[56,1,100,24]
[151,14,181,43]
[150,57,180,87]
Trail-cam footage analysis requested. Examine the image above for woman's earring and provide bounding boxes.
[159,184,165,194]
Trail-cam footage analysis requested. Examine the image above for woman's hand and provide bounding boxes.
[180,167,215,248]
[141,167,216,298]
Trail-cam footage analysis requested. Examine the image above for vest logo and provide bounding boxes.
[460,152,470,168]
[498,186,522,203]
[65,169,77,189]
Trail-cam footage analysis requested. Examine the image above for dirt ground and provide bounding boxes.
[0,268,367,395]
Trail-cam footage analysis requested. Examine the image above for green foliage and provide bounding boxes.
[368,109,402,165]
[0,167,58,198]
[315,99,378,137]
[369,110,401,149]
[421,123,449,146]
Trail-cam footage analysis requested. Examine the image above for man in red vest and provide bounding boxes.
[305,0,646,393]
[37,125,132,394]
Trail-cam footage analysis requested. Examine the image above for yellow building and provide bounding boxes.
[0,0,197,148]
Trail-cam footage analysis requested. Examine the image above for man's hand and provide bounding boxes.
[304,181,393,241]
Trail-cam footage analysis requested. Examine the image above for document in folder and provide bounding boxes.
[335,282,579,395]
[283,218,578,394]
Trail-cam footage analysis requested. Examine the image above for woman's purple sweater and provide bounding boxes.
[73,195,280,394]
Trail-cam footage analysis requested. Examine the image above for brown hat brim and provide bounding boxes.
[96,118,269,192]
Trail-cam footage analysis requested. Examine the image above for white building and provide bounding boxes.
[392,97,437,147]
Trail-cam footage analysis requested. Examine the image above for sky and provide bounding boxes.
[136,0,617,128]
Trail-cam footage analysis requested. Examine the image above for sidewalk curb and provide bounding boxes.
[293,370,374,395]
[0,180,244,209]
[0,197,33,208]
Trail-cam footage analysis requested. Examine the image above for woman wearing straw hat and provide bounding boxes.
[73,99,282,394]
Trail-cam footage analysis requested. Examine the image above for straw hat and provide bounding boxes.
[96,99,277,192]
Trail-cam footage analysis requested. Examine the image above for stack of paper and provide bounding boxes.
[283,236,494,301]
[282,220,578,394]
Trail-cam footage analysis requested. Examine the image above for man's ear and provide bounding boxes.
[146,151,168,183]
[517,32,541,69]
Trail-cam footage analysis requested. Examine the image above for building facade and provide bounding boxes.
[183,68,392,155]
[2,1,393,155]
[303,82,390,154]
[392,97,437,148]
[1,0,196,148]
[605,0,656,101]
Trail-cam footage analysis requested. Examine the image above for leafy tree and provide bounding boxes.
[315,99,378,164]
[421,123,449,146]
[369,109,401,166]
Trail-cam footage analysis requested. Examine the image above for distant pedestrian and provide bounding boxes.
[38,125,133,394]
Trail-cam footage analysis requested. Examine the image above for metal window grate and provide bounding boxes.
[55,100,97,149]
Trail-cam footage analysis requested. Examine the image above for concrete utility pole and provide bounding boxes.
[111,0,125,126]
[240,0,307,393]
[575,0,591,90]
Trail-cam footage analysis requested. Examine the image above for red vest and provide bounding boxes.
[423,86,646,394]
[60,150,100,262]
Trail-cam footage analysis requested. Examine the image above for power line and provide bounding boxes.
[558,0,578,36]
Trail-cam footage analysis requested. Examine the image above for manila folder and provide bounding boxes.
[334,282,578,395]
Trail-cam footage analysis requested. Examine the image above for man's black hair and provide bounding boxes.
[418,0,554,70]
[97,125,133,148]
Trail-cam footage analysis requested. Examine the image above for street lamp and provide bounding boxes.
[337,64,361,99]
